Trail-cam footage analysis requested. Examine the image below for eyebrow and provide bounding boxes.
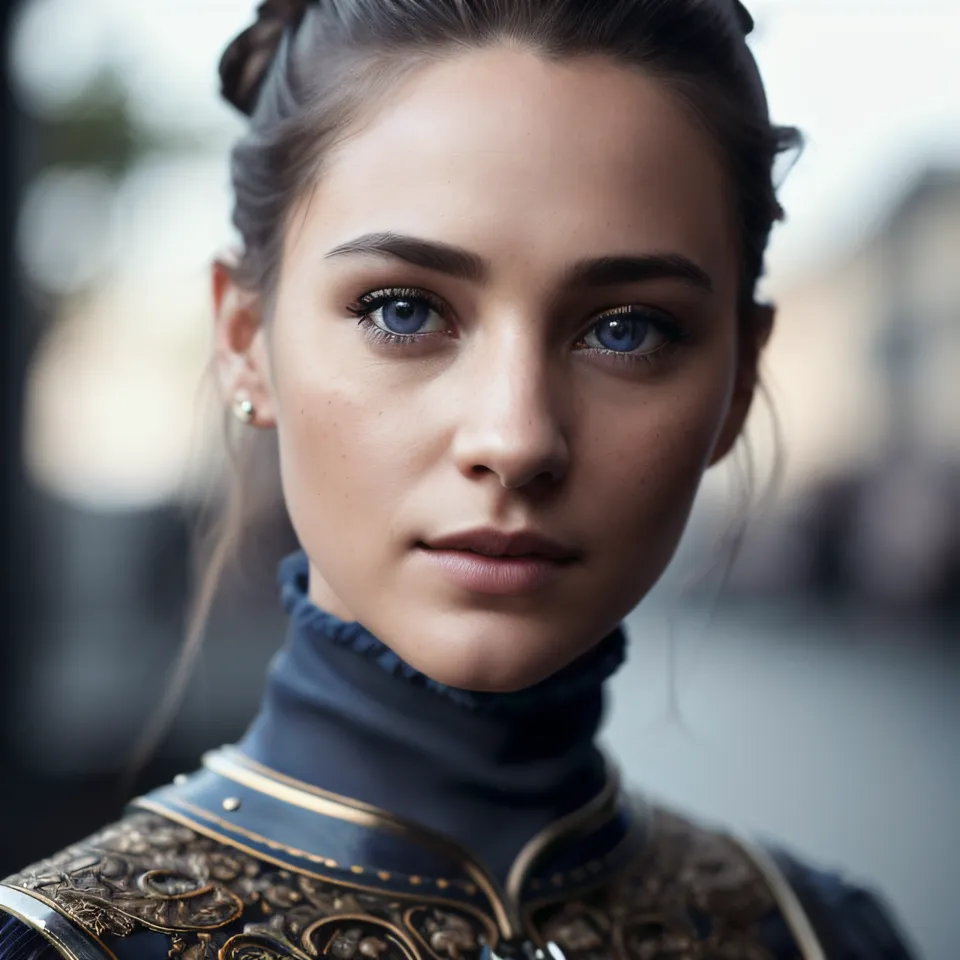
[324,232,714,293]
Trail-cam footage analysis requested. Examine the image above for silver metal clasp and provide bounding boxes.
[480,940,567,960]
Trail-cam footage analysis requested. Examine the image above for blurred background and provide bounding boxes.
[0,0,956,957]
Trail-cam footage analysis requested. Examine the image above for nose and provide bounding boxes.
[451,330,570,490]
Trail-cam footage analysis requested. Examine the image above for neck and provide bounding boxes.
[239,551,626,882]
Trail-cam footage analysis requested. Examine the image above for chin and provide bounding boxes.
[390,614,587,693]
[414,659,559,694]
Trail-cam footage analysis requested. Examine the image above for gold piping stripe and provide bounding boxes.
[731,836,827,960]
[0,884,118,960]
[170,794,469,891]
[519,804,650,920]
[198,749,516,937]
[215,746,632,922]
[506,755,623,902]
[207,752,495,875]
[212,748,413,832]
[199,746,635,941]
[223,747,449,820]
[131,798,501,944]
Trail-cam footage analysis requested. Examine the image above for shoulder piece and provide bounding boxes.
[0,912,66,960]
[129,746,646,943]
[2,775,909,960]
[767,849,915,960]
[1,806,811,960]
[1,810,498,960]
[0,885,114,960]
[525,807,823,960]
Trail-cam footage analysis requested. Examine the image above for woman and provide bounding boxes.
[0,1,916,958]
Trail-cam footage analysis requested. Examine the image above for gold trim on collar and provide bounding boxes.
[518,799,651,929]
[215,747,412,827]
[732,836,827,960]
[133,796,500,946]
[0,885,117,960]
[506,757,623,902]
[203,747,516,938]
[199,746,632,943]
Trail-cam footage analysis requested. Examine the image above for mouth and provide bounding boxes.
[419,528,581,562]
[414,528,581,596]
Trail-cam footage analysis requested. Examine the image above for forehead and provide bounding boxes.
[296,46,737,289]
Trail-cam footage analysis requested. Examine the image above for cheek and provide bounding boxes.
[275,385,385,527]
[267,327,429,564]
[581,359,735,569]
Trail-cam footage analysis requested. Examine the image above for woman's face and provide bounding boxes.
[217,46,758,691]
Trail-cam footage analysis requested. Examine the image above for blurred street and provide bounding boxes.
[606,600,959,960]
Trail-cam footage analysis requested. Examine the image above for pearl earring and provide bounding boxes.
[233,396,256,425]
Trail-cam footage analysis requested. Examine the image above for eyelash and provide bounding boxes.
[345,285,689,365]
[346,287,450,349]
[575,303,689,370]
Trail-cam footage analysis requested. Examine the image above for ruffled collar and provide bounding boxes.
[238,550,626,881]
[278,550,626,713]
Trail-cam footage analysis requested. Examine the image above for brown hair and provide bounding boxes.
[129,0,800,779]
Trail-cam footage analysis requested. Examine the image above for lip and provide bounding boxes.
[422,528,581,562]
[416,528,581,597]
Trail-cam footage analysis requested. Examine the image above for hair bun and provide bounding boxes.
[732,0,755,34]
[220,0,312,116]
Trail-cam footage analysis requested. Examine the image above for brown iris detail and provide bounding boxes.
[219,0,313,115]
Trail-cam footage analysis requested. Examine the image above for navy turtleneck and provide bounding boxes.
[239,551,626,883]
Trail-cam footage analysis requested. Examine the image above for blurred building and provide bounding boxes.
[769,167,960,483]
[717,168,960,612]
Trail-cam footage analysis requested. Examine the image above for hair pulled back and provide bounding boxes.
[128,0,800,783]
[220,0,800,310]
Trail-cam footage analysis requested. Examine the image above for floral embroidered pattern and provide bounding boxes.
[529,811,780,960]
[3,813,490,960]
[3,808,791,960]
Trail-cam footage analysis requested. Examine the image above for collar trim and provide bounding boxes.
[278,550,626,715]
[137,746,642,942]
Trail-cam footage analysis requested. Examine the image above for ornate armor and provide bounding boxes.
[0,747,823,960]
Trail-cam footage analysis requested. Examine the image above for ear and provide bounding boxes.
[212,256,277,428]
[708,301,775,466]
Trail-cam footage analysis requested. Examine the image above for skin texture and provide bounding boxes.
[214,46,764,692]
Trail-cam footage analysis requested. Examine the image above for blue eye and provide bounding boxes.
[357,290,446,337]
[379,297,433,334]
[583,311,669,355]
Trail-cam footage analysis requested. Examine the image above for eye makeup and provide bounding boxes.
[345,284,694,370]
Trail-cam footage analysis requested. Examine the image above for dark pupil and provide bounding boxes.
[383,298,429,335]
[596,316,648,352]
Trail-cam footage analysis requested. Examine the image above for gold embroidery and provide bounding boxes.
[217,912,422,960]
[2,806,806,960]
[4,813,493,960]
[527,811,779,960]
[405,906,479,960]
